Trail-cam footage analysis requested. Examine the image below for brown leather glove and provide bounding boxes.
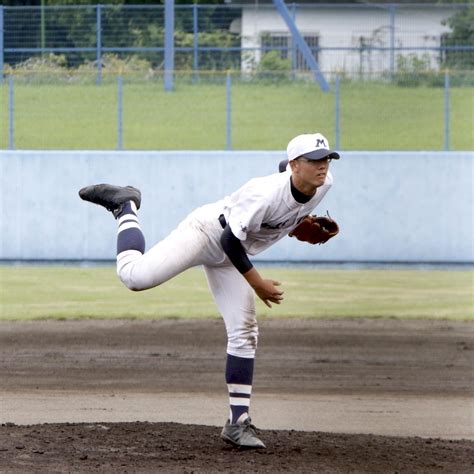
[289,213,339,245]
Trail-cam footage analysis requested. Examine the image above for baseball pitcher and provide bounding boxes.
[79,132,340,449]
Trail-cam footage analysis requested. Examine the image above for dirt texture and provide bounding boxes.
[1,318,473,473]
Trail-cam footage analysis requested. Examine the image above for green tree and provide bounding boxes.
[441,6,474,69]
[4,0,239,68]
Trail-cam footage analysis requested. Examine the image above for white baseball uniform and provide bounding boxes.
[117,169,333,358]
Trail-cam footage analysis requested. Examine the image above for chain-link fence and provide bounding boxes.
[1,69,472,151]
[0,3,472,151]
[3,3,472,76]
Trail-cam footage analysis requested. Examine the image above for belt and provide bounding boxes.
[218,214,226,229]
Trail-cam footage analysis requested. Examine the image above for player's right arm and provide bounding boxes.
[242,267,283,308]
[220,225,283,308]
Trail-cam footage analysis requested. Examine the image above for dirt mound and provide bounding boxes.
[1,318,473,472]
[2,421,473,473]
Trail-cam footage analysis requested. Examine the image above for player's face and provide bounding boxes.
[291,157,331,192]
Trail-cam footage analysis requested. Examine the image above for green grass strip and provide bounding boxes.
[1,266,472,321]
[0,81,472,150]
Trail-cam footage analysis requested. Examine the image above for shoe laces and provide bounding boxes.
[112,203,123,218]
[242,419,258,434]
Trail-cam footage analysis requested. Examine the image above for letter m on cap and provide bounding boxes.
[316,138,326,148]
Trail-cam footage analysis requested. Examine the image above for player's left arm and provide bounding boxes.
[220,226,283,308]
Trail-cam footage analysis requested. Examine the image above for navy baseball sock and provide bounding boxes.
[226,354,254,424]
[116,201,145,254]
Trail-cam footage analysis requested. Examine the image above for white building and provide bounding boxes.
[231,3,460,78]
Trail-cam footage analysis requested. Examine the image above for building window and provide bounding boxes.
[261,33,319,70]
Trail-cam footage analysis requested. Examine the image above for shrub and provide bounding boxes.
[256,51,291,82]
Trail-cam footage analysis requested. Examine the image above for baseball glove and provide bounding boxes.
[289,213,339,245]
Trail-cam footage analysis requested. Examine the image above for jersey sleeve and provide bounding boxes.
[220,225,253,273]
[224,182,269,241]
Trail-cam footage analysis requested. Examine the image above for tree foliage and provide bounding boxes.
[441,5,474,69]
[3,1,240,70]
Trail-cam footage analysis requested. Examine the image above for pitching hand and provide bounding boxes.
[253,279,284,308]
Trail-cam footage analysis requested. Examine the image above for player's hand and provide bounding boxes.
[242,268,284,308]
[253,279,284,308]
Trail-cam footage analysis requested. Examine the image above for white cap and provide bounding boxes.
[287,133,340,161]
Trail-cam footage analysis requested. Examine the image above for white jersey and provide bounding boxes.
[194,170,333,256]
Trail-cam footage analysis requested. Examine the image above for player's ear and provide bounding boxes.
[289,159,298,172]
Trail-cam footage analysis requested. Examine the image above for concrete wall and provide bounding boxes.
[0,150,472,263]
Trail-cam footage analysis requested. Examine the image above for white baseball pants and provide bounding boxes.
[116,212,258,358]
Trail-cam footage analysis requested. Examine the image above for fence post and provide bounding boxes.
[226,72,232,151]
[0,6,4,82]
[164,0,174,92]
[290,3,297,78]
[334,75,340,150]
[40,0,46,53]
[96,4,102,85]
[193,3,198,81]
[117,76,123,150]
[444,71,450,151]
[389,4,396,81]
[8,75,14,150]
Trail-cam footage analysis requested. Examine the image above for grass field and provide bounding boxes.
[1,266,472,321]
[0,80,472,150]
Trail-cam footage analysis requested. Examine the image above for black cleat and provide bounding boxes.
[78,184,141,218]
[221,418,266,449]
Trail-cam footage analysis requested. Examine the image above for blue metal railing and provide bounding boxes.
[444,71,450,151]
[0,3,471,151]
[2,3,472,85]
[0,7,3,84]
[96,4,102,85]
[8,75,14,150]
[164,0,174,92]
[2,72,460,151]
[226,72,232,151]
[117,75,123,150]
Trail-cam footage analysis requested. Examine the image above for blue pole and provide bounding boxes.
[389,4,396,81]
[117,76,123,150]
[40,0,46,53]
[164,0,175,92]
[444,71,450,151]
[272,0,329,91]
[226,72,232,151]
[0,7,4,82]
[335,76,340,150]
[8,76,14,150]
[290,3,297,78]
[96,5,102,85]
[193,3,198,82]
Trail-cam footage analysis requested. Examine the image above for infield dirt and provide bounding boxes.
[1,318,473,473]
